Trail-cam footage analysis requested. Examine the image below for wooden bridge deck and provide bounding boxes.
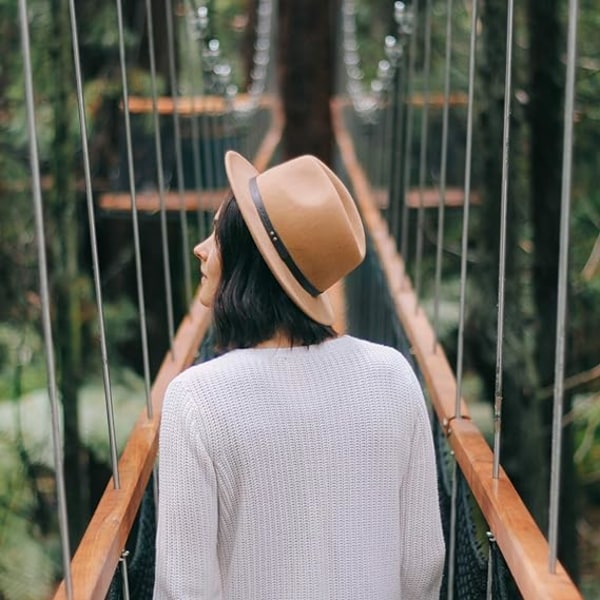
[53,95,582,600]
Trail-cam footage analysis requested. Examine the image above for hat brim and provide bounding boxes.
[224,150,335,326]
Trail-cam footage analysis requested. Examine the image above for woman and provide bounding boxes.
[153,151,445,599]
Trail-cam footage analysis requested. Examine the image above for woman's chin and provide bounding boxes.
[199,293,211,308]
[198,287,215,308]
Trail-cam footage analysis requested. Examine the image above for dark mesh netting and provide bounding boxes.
[434,418,521,599]
[345,243,521,599]
[107,237,521,599]
[108,474,156,600]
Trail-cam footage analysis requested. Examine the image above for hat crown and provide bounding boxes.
[255,156,364,292]
[224,150,366,325]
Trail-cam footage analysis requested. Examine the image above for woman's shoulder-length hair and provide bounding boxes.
[212,195,336,350]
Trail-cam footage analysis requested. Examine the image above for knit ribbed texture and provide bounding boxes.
[154,335,445,599]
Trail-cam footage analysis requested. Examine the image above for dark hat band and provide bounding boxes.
[248,176,321,298]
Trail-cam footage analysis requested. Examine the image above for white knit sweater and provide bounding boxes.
[154,335,445,599]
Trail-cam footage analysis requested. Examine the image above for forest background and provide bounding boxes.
[0,0,599,598]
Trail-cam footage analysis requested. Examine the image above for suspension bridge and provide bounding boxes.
[5,0,593,597]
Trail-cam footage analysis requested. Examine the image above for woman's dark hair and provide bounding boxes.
[213,195,336,350]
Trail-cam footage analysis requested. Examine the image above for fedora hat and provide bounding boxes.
[224,150,366,325]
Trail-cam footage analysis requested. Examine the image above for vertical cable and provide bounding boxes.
[449,1,478,594]
[67,0,120,487]
[414,0,432,303]
[382,67,395,224]
[400,0,420,278]
[456,0,478,435]
[389,47,405,243]
[448,10,478,589]
[433,0,453,351]
[119,551,131,600]
[185,5,207,235]
[165,0,193,304]
[115,0,152,417]
[18,1,73,594]
[386,17,406,243]
[447,458,458,600]
[492,0,515,479]
[486,531,496,599]
[389,1,412,246]
[548,0,579,573]
[201,38,218,200]
[375,79,388,211]
[144,0,176,355]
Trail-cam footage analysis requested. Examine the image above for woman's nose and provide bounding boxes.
[194,241,207,261]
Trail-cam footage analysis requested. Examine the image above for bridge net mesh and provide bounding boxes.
[108,476,156,599]
[108,240,521,599]
[344,240,522,599]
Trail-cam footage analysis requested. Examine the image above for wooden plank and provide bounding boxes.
[408,91,468,107]
[337,92,469,111]
[98,189,227,213]
[332,96,583,600]
[126,93,277,116]
[372,186,480,209]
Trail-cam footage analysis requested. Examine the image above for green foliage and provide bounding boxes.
[96,296,139,366]
[0,465,57,600]
[0,428,59,599]
[571,393,600,501]
[0,324,47,400]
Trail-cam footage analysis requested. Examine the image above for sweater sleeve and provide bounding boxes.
[398,378,446,600]
[153,378,221,600]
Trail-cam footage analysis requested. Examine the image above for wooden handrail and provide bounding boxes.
[53,100,283,600]
[332,96,583,600]
[53,292,212,600]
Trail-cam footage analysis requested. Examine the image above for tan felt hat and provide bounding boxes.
[224,150,366,325]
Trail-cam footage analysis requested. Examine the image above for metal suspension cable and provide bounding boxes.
[414,0,432,304]
[388,39,404,243]
[200,39,220,205]
[115,0,152,417]
[548,0,579,573]
[185,5,208,236]
[387,3,411,244]
[400,0,420,280]
[492,0,515,480]
[375,73,389,206]
[67,0,120,487]
[119,551,131,600]
[144,0,176,355]
[380,58,394,223]
[433,0,454,351]
[165,0,193,305]
[486,531,496,600]
[446,0,464,600]
[455,0,478,444]
[447,459,458,600]
[18,1,73,595]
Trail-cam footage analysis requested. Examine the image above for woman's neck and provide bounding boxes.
[254,331,293,349]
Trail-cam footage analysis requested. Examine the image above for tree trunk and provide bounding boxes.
[278,0,335,163]
[527,0,579,581]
